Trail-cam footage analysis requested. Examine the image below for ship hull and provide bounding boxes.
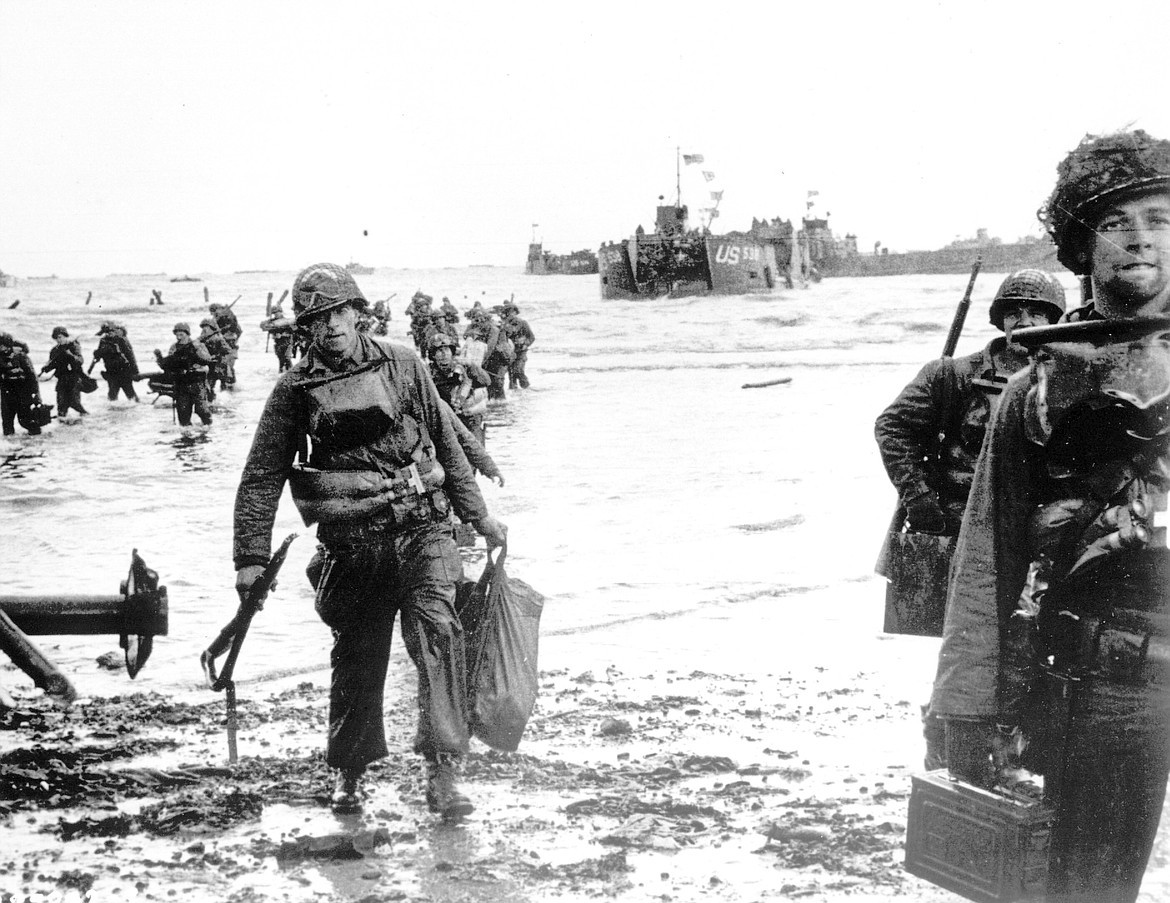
[525,244,599,275]
[599,235,784,300]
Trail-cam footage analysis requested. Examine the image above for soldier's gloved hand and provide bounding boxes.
[490,474,505,488]
[235,565,266,603]
[474,515,508,550]
[905,492,947,534]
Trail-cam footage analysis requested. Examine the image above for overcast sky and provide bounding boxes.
[3,0,1169,277]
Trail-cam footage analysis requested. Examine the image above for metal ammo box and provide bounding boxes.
[905,769,1054,902]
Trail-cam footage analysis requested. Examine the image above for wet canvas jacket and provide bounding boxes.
[94,334,138,375]
[0,347,37,385]
[930,363,1170,720]
[429,360,490,410]
[234,336,487,568]
[505,317,535,351]
[42,341,84,380]
[875,338,1023,518]
[930,374,1035,719]
[158,341,212,384]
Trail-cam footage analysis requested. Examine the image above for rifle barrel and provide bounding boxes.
[941,256,982,359]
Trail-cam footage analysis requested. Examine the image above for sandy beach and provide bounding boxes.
[3,577,969,903]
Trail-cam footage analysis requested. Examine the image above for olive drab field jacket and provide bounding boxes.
[233,335,487,569]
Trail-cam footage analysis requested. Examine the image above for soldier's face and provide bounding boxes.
[1089,189,1170,308]
[1001,302,1053,336]
[308,304,360,358]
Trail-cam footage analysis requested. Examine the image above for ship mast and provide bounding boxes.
[676,146,681,208]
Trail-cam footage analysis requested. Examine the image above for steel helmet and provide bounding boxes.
[428,331,458,353]
[989,269,1066,328]
[1038,129,1170,274]
[199,317,217,329]
[292,263,369,323]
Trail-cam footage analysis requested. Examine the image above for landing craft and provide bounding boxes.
[598,203,796,299]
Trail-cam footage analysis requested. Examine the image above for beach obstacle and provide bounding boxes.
[0,550,169,701]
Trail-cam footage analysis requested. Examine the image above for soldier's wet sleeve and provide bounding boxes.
[465,361,492,387]
[233,377,303,568]
[931,379,1036,719]
[874,358,951,503]
[411,354,487,523]
[443,402,500,480]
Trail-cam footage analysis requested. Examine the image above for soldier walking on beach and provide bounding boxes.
[931,129,1170,903]
[154,322,213,426]
[0,333,43,436]
[232,263,506,817]
[502,302,535,389]
[874,270,1065,766]
[39,326,87,419]
[93,321,139,402]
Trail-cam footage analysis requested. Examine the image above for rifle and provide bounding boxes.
[941,256,982,358]
[200,533,297,762]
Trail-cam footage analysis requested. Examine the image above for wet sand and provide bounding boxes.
[3,580,965,903]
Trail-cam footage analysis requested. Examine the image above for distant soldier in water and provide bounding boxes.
[874,269,1065,767]
[440,296,460,325]
[428,332,491,446]
[261,304,297,372]
[502,302,535,389]
[0,332,44,436]
[93,322,140,402]
[208,303,242,387]
[154,322,213,426]
[406,291,434,352]
[465,307,510,400]
[39,326,87,419]
[200,318,234,399]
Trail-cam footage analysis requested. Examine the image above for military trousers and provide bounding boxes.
[1046,675,1170,903]
[314,521,469,770]
[508,349,529,389]
[55,377,86,416]
[173,381,211,426]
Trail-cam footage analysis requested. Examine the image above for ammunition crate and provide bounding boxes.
[905,769,1054,903]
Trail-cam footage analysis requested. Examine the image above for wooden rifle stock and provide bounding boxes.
[941,256,983,359]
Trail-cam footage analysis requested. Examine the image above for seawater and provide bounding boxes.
[0,267,1076,699]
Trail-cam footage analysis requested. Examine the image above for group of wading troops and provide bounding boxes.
[876,129,1170,902]
[0,303,243,433]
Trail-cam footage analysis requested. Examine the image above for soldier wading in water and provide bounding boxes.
[931,129,1170,902]
[233,263,506,817]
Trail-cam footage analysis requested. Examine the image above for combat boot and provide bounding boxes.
[425,753,474,819]
[330,766,364,814]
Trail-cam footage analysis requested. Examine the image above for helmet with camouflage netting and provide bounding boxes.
[292,263,369,323]
[1039,129,1170,274]
[989,269,1066,328]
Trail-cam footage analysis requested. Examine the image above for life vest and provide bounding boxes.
[291,342,446,530]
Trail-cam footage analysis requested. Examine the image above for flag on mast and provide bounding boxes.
[702,171,715,182]
[682,153,705,164]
